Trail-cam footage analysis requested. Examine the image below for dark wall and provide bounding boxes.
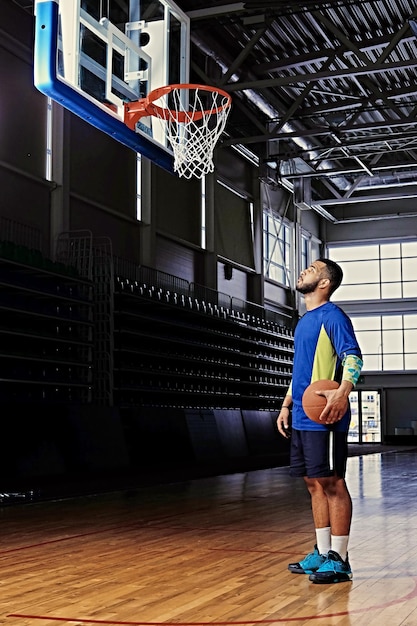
[0,405,290,496]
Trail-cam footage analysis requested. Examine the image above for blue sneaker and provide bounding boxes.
[309,550,352,584]
[288,545,327,574]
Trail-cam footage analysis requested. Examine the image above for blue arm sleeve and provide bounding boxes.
[342,354,363,386]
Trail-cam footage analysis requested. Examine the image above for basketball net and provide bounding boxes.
[124,84,232,180]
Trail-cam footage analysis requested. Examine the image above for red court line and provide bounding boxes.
[8,577,417,625]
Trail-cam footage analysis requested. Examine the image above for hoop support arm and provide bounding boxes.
[123,99,150,130]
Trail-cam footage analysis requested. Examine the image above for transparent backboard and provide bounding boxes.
[34,0,190,173]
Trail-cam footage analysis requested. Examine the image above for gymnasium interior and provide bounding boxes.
[2,3,417,625]
[1,0,417,503]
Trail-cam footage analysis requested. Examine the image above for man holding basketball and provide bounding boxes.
[277,258,362,584]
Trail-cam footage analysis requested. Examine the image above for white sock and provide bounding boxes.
[315,527,331,555]
[331,535,349,561]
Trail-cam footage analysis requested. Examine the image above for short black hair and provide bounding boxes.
[318,258,343,295]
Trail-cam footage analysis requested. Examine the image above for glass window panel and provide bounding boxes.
[362,354,381,370]
[335,283,380,300]
[276,243,286,261]
[380,284,398,300]
[343,259,380,283]
[401,241,417,256]
[381,283,402,299]
[327,247,351,261]
[335,261,361,286]
[383,354,404,370]
[380,258,401,282]
[402,258,416,281]
[404,329,417,349]
[382,329,402,351]
[332,285,349,300]
[403,282,417,298]
[355,331,381,352]
[352,317,381,331]
[382,316,402,329]
[402,280,417,298]
[404,315,417,328]
[380,243,400,257]
[267,233,276,250]
[330,245,378,261]
[301,238,308,257]
[269,265,284,283]
[271,250,280,265]
[405,353,417,369]
[311,240,320,260]
[271,246,281,263]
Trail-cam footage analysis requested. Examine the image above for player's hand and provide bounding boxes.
[277,409,291,438]
[316,390,349,424]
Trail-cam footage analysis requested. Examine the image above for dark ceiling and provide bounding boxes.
[13,0,417,221]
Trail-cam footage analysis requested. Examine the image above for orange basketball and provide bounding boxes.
[302,379,340,422]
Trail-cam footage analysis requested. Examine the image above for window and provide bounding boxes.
[263,210,292,286]
[328,241,417,372]
[328,241,417,300]
[300,233,309,274]
[348,314,417,372]
[301,231,321,272]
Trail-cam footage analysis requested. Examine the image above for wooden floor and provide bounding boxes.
[1,447,417,626]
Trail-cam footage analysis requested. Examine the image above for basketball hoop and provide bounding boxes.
[124,84,232,179]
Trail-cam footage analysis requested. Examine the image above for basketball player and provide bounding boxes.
[277,258,362,584]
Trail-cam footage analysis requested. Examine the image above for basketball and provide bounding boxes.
[302,379,340,422]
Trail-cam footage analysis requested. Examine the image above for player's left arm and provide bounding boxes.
[341,353,363,386]
[320,314,363,423]
[322,353,363,420]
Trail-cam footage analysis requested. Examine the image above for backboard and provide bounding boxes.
[34,0,190,173]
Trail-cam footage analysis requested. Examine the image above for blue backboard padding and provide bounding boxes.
[34,0,174,174]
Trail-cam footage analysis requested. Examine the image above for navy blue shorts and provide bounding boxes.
[289,429,348,478]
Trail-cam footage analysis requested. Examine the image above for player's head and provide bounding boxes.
[317,258,343,295]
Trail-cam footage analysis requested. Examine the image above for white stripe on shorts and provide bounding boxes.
[329,431,334,472]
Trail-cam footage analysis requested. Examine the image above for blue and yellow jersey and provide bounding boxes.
[289,301,362,431]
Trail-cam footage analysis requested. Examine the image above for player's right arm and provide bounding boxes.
[277,386,292,438]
